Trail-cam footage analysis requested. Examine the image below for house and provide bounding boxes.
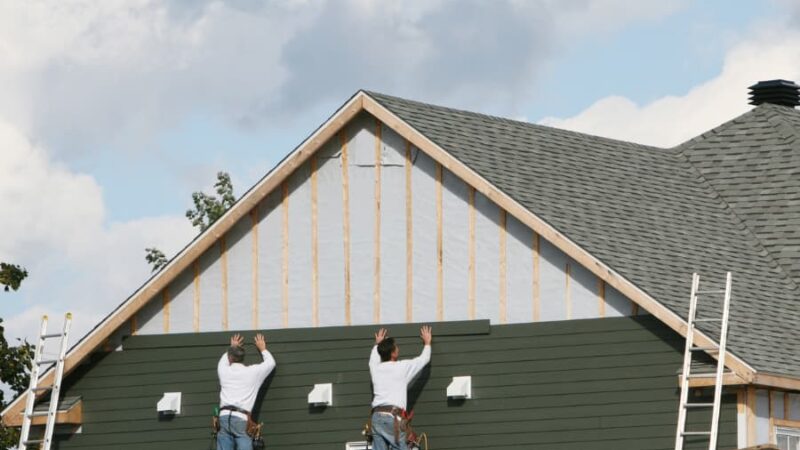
[3,80,799,449]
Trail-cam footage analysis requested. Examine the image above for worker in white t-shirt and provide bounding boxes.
[217,333,275,450]
[369,326,432,450]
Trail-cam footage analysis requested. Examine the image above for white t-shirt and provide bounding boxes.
[218,350,276,416]
[369,345,431,410]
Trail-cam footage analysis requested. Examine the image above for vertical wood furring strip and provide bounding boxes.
[374,119,382,324]
[311,156,320,327]
[193,260,200,332]
[598,279,606,318]
[221,236,229,331]
[340,131,352,325]
[747,386,756,446]
[250,208,259,329]
[130,316,137,336]
[436,162,444,321]
[565,262,572,320]
[499,209,507,324]
[785,392,791,420]
[162,287,171,334]
[282,181,290,328]
[405,140,413,322]
[631,299,640,316]
[468,187,476,320]
[769,390,776,444]
[533,233,540,321]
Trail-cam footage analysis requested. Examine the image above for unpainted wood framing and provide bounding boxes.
[597,279,606,318]
[221,235,229,331]
[282,181,290,328]
[533,233,540,322]
[499,209,507,323]
[251,208,259,329]
[340,130,352,325]
[374,119,382,324]
[193,260,200,332]
[311,155,320,327]
[405,140,413,322]
[565,263,572,320]
[162,288,170,334]
[436,162,444,321]
[468,187,476,320]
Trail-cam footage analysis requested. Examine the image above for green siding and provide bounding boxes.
[53,316,736,449]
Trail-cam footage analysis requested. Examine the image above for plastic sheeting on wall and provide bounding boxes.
[411,148,438,322]
[539,239,566,321]
[347,117,377,325]
[257,190,283,330]
[441,169,470,321]
[227,212,255,330]
[316,138,346,327]
[286,163,313,327]
[506,215,534,323]
[604,284,630,317]
[165,265,195,333]
[474,191,500,323]
[198,242,223,332]
[570,259,599,320]
[379,124,407,322]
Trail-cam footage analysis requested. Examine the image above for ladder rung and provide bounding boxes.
[696,290,725,294]
[28,411,50,417]
[31,386,52,392]
[684,402,714,408]
[682,431,712,436]
[24,439,44,444]
[686,372,731,378]
[693,318,722,322]
[37,359,59,365]
[41,333,64,339]
[690,346,719,352]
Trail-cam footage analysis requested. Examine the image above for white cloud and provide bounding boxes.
[540,28,800,147]
[0,118,194,346]
[0,0,684,158]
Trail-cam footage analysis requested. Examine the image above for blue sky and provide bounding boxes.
[2,0,800,348]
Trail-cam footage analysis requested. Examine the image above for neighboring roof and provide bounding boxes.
[366,91,800,378]
[50,317,737,449]
[679,103,800,286]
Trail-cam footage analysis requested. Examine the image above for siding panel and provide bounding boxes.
[55,316,736,450]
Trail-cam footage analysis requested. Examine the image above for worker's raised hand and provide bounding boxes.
[374,328,388,344]
[230,333,244,347]
[254,333,267,352]
[420,325,432,345]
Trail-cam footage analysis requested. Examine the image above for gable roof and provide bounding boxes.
[4,90,800,424]
[366,91,800,379]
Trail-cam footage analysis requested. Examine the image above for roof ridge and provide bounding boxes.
[364,90,664,151]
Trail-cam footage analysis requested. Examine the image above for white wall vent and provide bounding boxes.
[446,376,472,399]
[308,383,333,406]
[157,392,182,415]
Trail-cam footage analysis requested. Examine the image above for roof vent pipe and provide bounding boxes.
[748,79,800,107]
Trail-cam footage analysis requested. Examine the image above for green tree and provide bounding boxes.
[0,262,32,449]
[145,171,235,271]
[0,263,27,292]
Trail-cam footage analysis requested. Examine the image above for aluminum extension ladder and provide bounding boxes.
[675,272,732,450]
[19,313,72,450]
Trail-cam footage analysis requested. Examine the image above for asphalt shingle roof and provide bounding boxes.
[367,91,800,378]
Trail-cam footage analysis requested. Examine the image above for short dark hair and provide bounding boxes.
[377,337,396,362]
[228,345,245,363]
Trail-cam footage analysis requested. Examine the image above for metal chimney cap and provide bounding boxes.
[748,79,800,107]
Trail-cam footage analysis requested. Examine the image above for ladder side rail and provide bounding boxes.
[676,273,701,450]
[42,313,72,450]
[19,316,48,450]
[708,273,732,450]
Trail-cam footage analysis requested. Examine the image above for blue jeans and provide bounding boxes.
[217,414,251,450]
[371,412,407,450]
